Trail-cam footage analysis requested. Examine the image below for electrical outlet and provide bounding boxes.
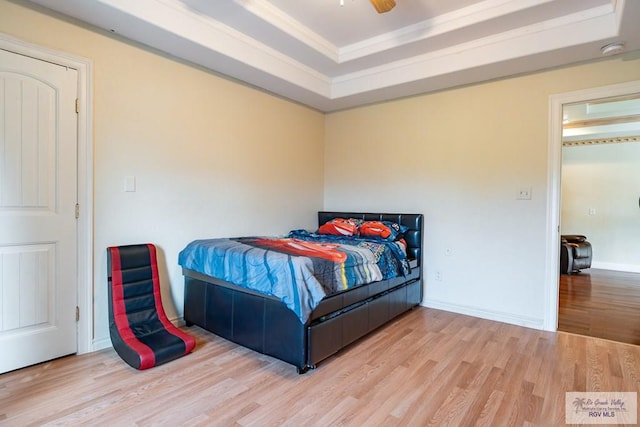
[445,248,453,256]
[435,271,443,281]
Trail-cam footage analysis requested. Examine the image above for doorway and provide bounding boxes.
[558,93,640,344]
[545,80,640,335]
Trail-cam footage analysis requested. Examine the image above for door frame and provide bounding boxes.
[0,33,94,354]
[544,79,640,331]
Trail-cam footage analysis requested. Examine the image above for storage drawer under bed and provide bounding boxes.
[307,278,421,366]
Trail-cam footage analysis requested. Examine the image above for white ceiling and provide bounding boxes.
[27,0,640,112]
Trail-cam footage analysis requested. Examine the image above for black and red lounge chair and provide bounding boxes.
[107,243,195,370]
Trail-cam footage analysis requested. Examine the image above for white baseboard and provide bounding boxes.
[591,262,640,273]
[92,337,112,352]
[421,299,545,330]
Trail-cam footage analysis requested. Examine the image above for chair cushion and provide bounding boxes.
[562,234,586,243]
[571,242,592,259]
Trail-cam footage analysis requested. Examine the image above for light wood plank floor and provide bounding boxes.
[2,307,640,426]
[559,268,640,345]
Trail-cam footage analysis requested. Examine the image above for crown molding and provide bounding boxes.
[233,0,339,63]
[339,0,556,62]
[563,135,640,146]
[331,5,621,98]
[104,0,334,97]
[25,0,637,111]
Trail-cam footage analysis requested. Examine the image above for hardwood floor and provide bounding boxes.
[559,268,640,345]
[2,307,640,426]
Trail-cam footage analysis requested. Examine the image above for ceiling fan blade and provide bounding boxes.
[370,0,396,13]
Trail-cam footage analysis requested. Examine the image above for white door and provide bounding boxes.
[0,48,78,373]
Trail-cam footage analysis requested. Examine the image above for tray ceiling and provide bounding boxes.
[27,0,640,112]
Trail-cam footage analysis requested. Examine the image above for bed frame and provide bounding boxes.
[182,211,423,373]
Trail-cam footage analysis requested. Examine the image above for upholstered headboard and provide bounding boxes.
[317,211,423,266]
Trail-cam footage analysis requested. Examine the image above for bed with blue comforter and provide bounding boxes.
[181,211,423,373]
[178,230,409,323]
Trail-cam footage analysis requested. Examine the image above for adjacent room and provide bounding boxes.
[1,0,640,424]
[558,94,640,344]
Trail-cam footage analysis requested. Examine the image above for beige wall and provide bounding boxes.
[0,1,325,347]
[325,56,640,327]
[562,142,640,272]
[2,0,640,348]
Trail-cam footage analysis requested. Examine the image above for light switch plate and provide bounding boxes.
[517,186,532,200]
[124,175,136,192]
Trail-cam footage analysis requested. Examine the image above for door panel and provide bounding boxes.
[0,48,78,373]
[1,67,56,210]
[1,245,53,332]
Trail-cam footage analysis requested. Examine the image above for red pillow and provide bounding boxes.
[318,218,359,237]
[359,221,392,239]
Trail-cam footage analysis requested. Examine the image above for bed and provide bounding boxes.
[180,211,423,373]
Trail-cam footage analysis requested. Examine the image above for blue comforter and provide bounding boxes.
[178,232,408,322]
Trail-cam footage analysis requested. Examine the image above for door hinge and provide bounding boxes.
[75,203,80,219]
[75,98,80,114]
[76,306,80,322]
